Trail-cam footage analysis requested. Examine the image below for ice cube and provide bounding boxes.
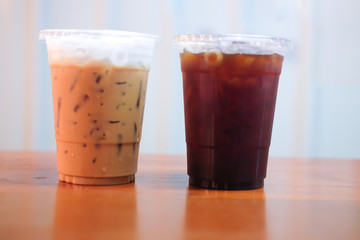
[204,49,223,67]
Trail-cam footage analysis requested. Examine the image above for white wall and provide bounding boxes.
[0,0,359,159]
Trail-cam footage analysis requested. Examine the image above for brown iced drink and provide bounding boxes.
[40,29,158,185]
[51,64,148,184]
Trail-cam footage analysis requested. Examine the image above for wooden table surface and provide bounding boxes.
[0,151,359,240]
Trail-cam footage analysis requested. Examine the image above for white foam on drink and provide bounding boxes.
[40,30,159,68]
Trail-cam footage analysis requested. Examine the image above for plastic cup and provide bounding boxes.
[40,29,159,185]
[174,34,291,190]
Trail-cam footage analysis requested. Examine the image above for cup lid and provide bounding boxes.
[39,29,160,43]
[173,34,291,55]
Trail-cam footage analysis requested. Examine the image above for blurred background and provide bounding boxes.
[0,0,359,159]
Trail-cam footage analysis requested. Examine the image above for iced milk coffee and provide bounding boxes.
[40,30,158,185]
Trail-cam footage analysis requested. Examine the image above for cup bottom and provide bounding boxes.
[189,177,264,190]
[59,173,135,185]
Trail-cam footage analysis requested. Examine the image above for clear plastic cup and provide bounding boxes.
[174,34,291,190]
[40,29,159,185]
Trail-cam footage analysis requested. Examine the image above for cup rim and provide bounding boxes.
[173,34,292,53]
[39,29,160,42]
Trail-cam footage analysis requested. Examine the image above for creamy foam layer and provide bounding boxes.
[40,30,159,68]
[46,37,155,68]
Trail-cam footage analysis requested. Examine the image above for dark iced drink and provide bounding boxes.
[174,35,290,190]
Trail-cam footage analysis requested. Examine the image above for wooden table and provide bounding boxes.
[0,151,359,240]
